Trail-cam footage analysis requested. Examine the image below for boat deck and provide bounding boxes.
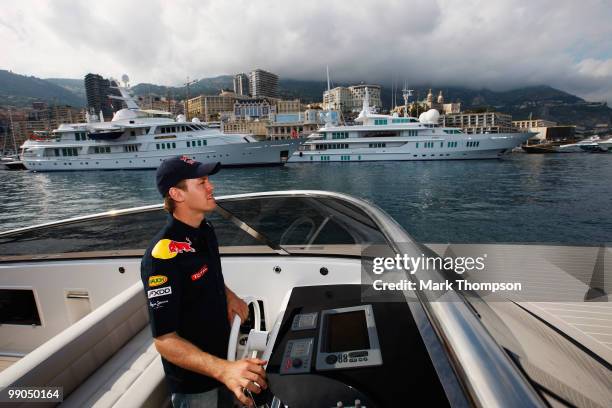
[426,243,612,365]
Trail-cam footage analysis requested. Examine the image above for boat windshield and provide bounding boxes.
[0,193,390,261]
[215,195,389,255]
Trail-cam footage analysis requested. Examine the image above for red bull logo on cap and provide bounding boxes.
[152,238,195,260]
[180,156,196,165]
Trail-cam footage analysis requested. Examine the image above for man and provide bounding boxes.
[141,155,267,407]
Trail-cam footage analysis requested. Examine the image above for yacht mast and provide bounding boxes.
[8,108,18,153]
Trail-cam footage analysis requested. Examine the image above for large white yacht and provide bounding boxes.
[19,84,300,171]
[290,89,533,162]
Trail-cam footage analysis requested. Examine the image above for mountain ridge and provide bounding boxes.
[0,70,609,128]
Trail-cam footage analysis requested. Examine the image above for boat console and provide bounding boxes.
[253,285,449,407]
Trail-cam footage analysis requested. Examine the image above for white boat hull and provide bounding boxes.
[21,139,301,171]
[289,132,532,162]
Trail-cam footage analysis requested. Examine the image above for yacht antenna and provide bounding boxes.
[324,66,333,126]
[402,84,413,118]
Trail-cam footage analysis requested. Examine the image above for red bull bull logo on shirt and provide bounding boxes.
[152,238,195,260]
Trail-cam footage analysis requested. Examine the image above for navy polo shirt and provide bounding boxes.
[140,215,230,394]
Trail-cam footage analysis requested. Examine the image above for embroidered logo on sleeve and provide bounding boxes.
[148,286,172,299]
[152,238,195,259]
[148,275,168,287]
[191,265,208,281]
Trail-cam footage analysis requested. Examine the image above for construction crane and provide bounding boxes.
[184,77,198,121]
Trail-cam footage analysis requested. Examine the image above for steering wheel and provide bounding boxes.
[227,296,262,361]
[279,216,317,245]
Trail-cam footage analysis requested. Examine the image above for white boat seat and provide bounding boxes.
[61,328,164,408]
[0,282,169,407]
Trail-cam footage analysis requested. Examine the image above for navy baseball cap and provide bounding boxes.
[156,155,221,197]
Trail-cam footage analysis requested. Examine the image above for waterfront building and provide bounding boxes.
[275,99,301,113]
[136,95,183,115]
[440,112,514,134]
[233,98,276,120]
[84,73,122,120]
[513,119,557,129]
[526,125,575,144]
[512,119,569,144]
[392,89,460,116]
[1,106,85,147]
[31,101,48,110]
[233,73,250,96]
[222,119,268,140]
[249,69,279,98]
[425,89,462,114]
[267,109,334,140]
[442,103,462,114]
[186,93,237,122]
[323,84,382,114]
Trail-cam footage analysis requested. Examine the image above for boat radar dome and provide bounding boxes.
[418,109,440,124]
[176,114,186,122]
[192,117,201,123]
[112,108,139,122]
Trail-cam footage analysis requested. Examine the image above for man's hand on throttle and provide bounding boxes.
[219,358,267,407]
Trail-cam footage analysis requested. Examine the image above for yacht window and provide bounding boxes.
[172,142,176,148]
[0,289,41,325]
[187,141,191,147]
[93,146,111,154]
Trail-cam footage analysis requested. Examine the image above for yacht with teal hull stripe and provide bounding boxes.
[290,88,532,162]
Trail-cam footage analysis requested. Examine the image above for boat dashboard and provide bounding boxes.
[252,284,449,408]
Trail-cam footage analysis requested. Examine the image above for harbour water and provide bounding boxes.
[1,153,611,244]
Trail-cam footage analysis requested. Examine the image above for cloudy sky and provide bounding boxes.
[2,0,612,103]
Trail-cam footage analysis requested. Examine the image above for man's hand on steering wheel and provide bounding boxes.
[226,288,249,325]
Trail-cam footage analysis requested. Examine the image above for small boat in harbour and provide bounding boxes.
[556,136,601,153]
[596,137,612,152]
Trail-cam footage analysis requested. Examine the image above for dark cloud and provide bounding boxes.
[1,0,611,103]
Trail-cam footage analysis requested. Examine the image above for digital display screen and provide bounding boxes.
[325,310,370,352]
